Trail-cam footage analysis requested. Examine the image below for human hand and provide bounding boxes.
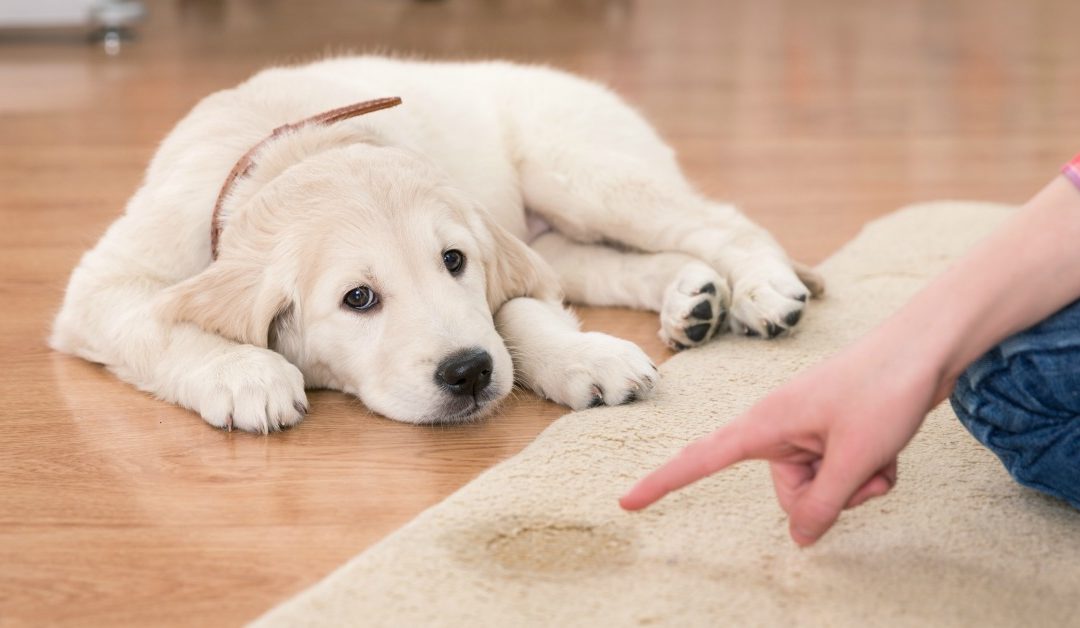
[623,175,1080,545]
[620,337,953,546]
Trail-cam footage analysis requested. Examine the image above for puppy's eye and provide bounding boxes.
[443,249,466,275]
[343,286,379,311]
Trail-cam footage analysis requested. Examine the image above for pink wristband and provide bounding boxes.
[1063,154,1080,190]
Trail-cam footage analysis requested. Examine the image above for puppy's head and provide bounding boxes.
[162,137,559,424]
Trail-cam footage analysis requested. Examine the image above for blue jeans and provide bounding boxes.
[950,299,1080,509]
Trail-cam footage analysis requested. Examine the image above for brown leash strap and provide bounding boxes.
[210,96,403,260]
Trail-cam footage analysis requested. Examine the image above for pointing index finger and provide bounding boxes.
[619,417,765,511]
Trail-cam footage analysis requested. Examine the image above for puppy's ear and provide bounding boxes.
[473,209,563,311]
[159,260,292,347]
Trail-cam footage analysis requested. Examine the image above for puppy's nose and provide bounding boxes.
[435,348,493,397]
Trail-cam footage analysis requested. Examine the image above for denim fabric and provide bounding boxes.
[950,298,1080,509]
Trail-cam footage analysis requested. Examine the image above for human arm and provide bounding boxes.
[619,174,1080,546]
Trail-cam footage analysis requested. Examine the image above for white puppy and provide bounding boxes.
[51,57,822,432]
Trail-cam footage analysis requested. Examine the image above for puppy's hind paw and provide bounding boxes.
[659,261,730,351]
[729,261,817,339]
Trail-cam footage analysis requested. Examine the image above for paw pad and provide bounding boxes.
[728,263,815,339]
[660,266,729,352]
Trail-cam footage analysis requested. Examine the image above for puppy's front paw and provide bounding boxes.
[729,261,814,339]
[659,261,730,351]
[186,346,308,433]
[532,332,657,411]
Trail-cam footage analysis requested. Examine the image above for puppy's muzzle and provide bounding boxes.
[435,348,493,398]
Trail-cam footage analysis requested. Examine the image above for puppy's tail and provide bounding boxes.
[794,261,826,299]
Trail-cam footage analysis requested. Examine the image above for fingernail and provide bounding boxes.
[792,527,816,546]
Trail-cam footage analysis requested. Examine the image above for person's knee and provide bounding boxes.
[951,351,1080,509]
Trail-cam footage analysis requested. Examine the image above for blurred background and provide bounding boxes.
[3,1,1080,626]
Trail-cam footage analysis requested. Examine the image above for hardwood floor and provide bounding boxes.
[3,1,1080,625]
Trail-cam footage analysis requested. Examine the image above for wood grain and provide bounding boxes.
[3,0,1080,625]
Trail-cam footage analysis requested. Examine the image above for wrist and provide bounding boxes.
[859,294,963,398]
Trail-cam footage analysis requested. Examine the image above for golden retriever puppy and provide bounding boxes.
[51,57,822,432]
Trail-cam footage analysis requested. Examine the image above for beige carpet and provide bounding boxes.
[253,203,1080,627]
